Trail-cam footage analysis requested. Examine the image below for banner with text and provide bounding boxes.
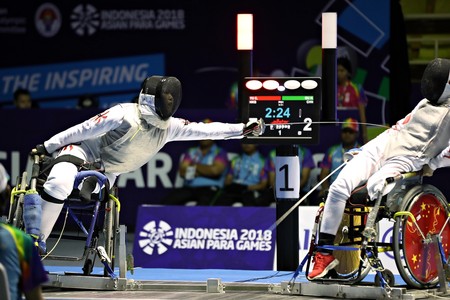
[0,0,391,119]
[133,205,401,272]
[133,205,276,270]
[0,54,164,101]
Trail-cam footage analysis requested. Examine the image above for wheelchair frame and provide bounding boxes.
[294,171,450,292]
[7,155,121,282]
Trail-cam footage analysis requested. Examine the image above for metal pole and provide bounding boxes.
[321,12,337,122]
[238,50,252,123]
[275,145,299,271]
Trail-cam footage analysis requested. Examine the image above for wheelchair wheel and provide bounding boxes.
[374,269,395,287]
[82,258,94,275]
[326,206,373,282]
[8,172,28,229]
[393,184,450,288]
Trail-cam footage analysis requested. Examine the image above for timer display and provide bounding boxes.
[242,77,321,145]
[265,107,291,119]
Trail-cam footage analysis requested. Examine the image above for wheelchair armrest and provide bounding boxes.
[386,171,422,184]
[66,190,103,203]
[72,171,109,203]
[74,170,108,187]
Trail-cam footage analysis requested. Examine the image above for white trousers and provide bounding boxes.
[40,145,116,241]
[320,135,422,236]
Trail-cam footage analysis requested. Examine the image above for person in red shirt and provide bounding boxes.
[337,57,368,143]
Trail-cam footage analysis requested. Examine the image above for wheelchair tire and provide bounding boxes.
[8,172,28,229]
[82,258,94,275]
[374,269,395,287]
[393,184,450,288]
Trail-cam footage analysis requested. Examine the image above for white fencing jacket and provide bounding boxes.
[44,103,245,174]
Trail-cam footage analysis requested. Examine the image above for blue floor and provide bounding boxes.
[45,265,407,286]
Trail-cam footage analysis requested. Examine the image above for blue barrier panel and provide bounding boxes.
[133,205,276,270]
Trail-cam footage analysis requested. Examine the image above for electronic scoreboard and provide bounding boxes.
[241,77,321,144]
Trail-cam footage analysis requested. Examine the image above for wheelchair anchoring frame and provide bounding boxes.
[43,171,120,280]
[289,171,450,298]
[44,225,128,291]
[7,155,126,287]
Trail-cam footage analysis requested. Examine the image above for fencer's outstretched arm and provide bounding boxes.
[44,105,125,153]
[166,118,245,141]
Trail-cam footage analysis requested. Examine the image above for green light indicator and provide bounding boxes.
[282,96,314,101]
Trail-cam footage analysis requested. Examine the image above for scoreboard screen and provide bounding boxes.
[241,77,321,145]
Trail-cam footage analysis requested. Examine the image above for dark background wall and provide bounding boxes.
[0,1,392,112]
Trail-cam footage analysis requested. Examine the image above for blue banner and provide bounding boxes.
[0,54,164,101]
[133,205,276,270]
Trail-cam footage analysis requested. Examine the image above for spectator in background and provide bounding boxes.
[337,57,368,143]
[164,119,230,205]
[258,146,315,205]
[0,222,48,300]
[318,118,360,200]
[13,88,33,109]
[214,143,268,206]
[77,94,99,109]
[0,163,11,216]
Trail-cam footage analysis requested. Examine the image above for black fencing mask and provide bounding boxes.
[421,58,450,104]
[141,76,182,120]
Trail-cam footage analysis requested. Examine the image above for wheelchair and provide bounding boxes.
[296,171,450,290]
[7,155,121,280]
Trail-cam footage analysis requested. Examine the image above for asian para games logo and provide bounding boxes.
[35,3,62,38]
[138,220,174,255]
[70,4,100,36]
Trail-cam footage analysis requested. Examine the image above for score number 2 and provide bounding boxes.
[277,117,313,136]
[303,118,313,131]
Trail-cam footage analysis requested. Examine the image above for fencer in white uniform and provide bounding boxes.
[309,58,450,280]
[24,76,264,251]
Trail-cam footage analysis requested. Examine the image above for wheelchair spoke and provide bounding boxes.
[439,215,450,237]
[393,185,450,288]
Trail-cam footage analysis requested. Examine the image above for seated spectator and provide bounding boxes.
[77,94,99,109]
[214,143,268,206]
[164,120,229,205]
[258,145,315,205]
[13,88,33,109]
[317,118,361,202]
[0,222,48,300]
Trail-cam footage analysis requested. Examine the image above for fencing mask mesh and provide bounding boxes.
[141,76,182,120]
[421,58,450,104]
